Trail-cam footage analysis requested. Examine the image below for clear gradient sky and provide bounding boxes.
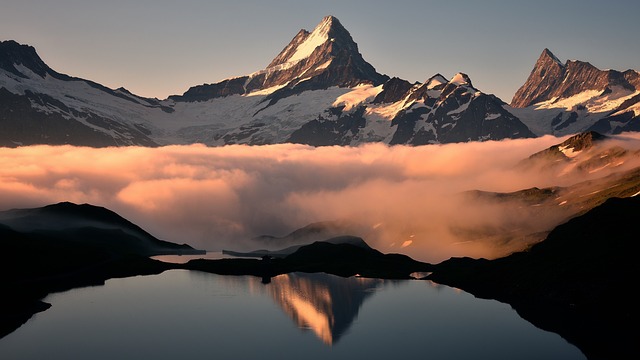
[2,0,639,102]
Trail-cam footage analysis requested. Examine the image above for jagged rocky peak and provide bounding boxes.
[267,15,349,68]
[541,48,564,67]
[258,15,388,90]
[172,15,388,103]
[449,72,473,87]
[557,131,607,152]
[372,77,414,104]
[511,48,566,108]
[425,73,448,89]
[512,48,640,108]
[524,131,609,166]
[437,72,478,99]
[0,40,55,79]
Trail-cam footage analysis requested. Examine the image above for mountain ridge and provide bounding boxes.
[1,17,639,147]
[169,15,389,104]
[509,48,640,136]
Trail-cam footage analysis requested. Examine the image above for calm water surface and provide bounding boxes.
[0,270,585,359]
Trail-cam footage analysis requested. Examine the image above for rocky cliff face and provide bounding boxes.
[385,72,535,144]
[511,49,566,108]
[511,49,638,108]
[10,19,640,147]
[1,16,540,147]
[170,15,389,104]
[509,48,640,136]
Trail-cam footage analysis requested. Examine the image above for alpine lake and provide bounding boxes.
[0,253,586,360]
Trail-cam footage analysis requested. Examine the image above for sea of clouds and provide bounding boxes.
[2,133,639,262]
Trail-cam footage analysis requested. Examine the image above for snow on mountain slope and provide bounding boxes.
[509,49,640,136]
[1,16,540,147]
[281,16,333,65]
[508,86,640,136]
[0,59,163,146]
[4,21,640,148]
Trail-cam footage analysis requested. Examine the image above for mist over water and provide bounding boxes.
[2,133,639,262]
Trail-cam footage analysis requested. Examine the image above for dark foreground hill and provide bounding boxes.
[427,196,640,360]
[0,202,203,338]
[2,199,638,359]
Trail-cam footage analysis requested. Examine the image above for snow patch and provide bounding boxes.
[366,99,410,119]
[426,75,447,89]
[557,144,582,158]
[332,84,383,111]
[244,83,289,96]
[535,87,638,114]
[285,17,332,64]
[484,113,501,121]
[246,84,288,96]
[611,100,640,117]
[315,59,332,71]
[450,73,469,86]
[447,100,470,116]
[588,163,611,173]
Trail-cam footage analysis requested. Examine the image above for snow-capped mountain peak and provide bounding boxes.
[267,15,341,68]
[171,15,388,103]
[426,74,448,89]
[509,48,640,136]
[449,72,473,87]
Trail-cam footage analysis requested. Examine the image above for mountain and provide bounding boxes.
[170,16,388,104]
[253,131,640,262]
[427,195,640,360]
[0,201,201,256]
[0,40,164,147]
[0,201,202,338]
[457,131,640,256]
[224,235,373,258]
[509,48,640,136]
[0,16,535,147]
[382,73,535,144]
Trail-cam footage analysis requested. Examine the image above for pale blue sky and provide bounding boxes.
[2,0,639,101]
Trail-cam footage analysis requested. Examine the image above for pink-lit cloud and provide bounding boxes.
[1,133,639,263]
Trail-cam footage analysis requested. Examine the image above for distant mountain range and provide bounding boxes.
[2,15,638,147]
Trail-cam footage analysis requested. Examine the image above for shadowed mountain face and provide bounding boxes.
[0,202,199,256]
[0,202,204,339]
[428,196,640,360]
[252,220,373,249]
[265,272,381,345]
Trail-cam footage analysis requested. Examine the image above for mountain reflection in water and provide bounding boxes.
[266,273,382,345]
[222,272,382,345]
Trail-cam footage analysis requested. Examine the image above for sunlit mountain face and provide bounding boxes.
[264,273,381,345]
